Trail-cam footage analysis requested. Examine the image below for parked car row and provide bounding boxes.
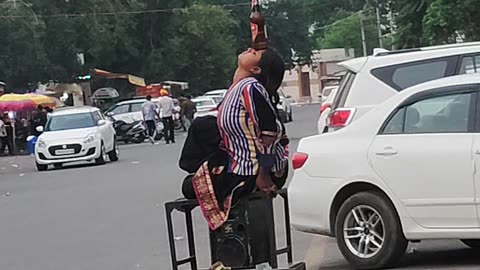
[194,88,294,123]
[293,42,480,269]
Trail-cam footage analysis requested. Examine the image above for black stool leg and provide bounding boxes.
[165,204,179,270]
[185,210,198,270]
[283,194,293,264]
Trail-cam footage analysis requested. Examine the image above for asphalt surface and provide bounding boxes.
[0,104,480,270]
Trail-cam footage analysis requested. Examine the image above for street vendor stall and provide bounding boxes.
[0,93,57,155]
[0,94,37,112]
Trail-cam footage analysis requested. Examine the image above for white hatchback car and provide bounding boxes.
[35,107,118,171]
[290,75,480,269]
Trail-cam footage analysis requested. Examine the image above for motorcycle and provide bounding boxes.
[153,119,165,140]
[172,105,185,131]
[110,117,147,144]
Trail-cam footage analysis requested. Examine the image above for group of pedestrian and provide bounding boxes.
[0,105,51,156]
[142,91,185,145]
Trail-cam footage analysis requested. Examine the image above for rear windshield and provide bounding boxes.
[332,72,356,110]
[323,87,336,97]
[371,56,457,91]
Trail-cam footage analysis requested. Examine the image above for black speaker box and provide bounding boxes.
[210,194,277,269]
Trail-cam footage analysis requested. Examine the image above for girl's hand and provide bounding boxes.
[259,135,276,147]
[256,170,277,198]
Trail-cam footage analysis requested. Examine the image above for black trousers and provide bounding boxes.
[162,116,175,143]
[145,120,156,137]
[0,136,14,155]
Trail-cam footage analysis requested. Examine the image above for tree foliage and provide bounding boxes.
[318,13,379,57]
[2,0,480,92]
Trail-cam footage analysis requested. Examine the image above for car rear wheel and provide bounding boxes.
[335,191,407,270]
[95,143,107,165]
[462,240,480,249]
[36,162,48,171]
[108,141,119,162]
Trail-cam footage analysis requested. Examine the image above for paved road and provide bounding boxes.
[0,104,479,270]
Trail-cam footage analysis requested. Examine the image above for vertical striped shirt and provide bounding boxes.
[218,77,286,176]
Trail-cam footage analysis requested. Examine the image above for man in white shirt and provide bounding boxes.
[142,95,159,144]
[158,91,176,144]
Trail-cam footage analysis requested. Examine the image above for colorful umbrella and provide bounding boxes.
[0,94,37,112]
[24,93,56,107]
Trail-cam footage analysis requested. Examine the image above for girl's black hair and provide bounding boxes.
[255,47,286,107]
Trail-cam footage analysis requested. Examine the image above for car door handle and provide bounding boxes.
[475,150,480,155]
[376,148,398,156]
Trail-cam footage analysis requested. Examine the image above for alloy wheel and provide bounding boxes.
[343,205,385,259]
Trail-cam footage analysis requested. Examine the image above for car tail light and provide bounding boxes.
[320,103,331,114]
[209,107,218,112]
[292,152,308,170]
[329,108,355,128]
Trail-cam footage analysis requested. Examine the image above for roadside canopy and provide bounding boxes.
[0,93,56,112]
[92,69,146,87]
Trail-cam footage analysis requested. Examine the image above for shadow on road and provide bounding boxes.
[315,242,480,270]
[51,162,100,171]
[398,246,480,269]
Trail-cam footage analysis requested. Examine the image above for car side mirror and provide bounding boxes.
[286,95,292,99]
[106,112,114,116]
[97,120,107,126]
[36,126,44,133]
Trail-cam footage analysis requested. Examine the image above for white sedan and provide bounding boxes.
[35,107,118,171]
[192,97,220,119]
[289,74,480,269]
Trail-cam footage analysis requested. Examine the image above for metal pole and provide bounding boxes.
[389,8,396,50]
[376,2,384,48]
[360,14,368,56]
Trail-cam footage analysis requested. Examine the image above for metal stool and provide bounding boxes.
[164,189,303,270]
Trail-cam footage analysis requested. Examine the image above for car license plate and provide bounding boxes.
[55,149,75,155]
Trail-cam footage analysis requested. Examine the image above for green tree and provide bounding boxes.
[163,4,237,93]
[264,0,314,65]
[318,13,379,57]
[422,0,480,44]
[0,0,50,89]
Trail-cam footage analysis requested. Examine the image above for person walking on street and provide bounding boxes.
[0,113,14,155]
[158,90,176,144]
[180,95,197,129]
[142,95,159,144]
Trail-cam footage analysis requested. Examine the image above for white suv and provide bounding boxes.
[326,42,480,132]
[35,107,118,171]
